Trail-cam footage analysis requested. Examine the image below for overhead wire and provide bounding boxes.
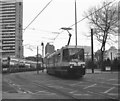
[69,0,116,28]
[25,27,60,35]
[53,0,117,41]
[23,0,53,33]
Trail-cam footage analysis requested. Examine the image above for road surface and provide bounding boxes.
[2,70,119,100]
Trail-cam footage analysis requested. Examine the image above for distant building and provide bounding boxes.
[45,43,55,55]
[95,46,118,61]
[77,46,91,60]
[94,50,101,61]
[0,0,23,59]
[104,46,118,60]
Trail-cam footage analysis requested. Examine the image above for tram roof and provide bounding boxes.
[47,45,84,58]
[62,45,85,49]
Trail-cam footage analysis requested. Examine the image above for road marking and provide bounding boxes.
[48,85,63,89]
[104,87,115,94]
[47,84,74,92]
[107,93,118,96]
[26,90,33,94]
[8,81,31,94]
[87,91,117,99]
[70,82,83,86]
[83,84,96,89]
[108,79,117,81]
[74,93,90,96]
[32,90,56,95]
[87,79,119,86]
[69,90,77,94]
[69,90,91,96]
[112,84,120,86]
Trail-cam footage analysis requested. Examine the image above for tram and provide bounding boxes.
[45,45,86,77]
[2,57,40,73]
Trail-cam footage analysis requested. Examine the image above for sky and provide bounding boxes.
[23,0,119,57]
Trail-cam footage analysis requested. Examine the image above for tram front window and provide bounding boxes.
[63,48,84,62]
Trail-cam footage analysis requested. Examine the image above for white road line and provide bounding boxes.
[112,84,120,86]
[69,90,91,96]
[26,90,33,94]
[87,79,119,86]
[108,79,117,81]
[48,85,63,89]
[70,82,83,86]
[108,93,118,96]
[87,91,117,99]
[104,87,115,94]
[74,93,90,96]
[83,84,96,89]
[35,91,50,94]
[69,90,77,94]
[32,90,56,95]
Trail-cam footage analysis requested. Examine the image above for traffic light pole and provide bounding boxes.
[41,42,44,72]
[91,29,94,73]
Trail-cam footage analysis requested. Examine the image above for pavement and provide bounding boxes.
[86,69,119,74]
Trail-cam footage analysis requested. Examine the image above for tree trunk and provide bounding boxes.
[100,50,104,71]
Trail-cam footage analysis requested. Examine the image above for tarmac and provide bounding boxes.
[1,69,119,100]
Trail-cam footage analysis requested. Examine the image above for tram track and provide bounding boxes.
[32,75,118,100]
[83,76,119,87]
[4,74,80,100]
[32,78,118,100]
[3,73,119,100]
[31,81,82,100]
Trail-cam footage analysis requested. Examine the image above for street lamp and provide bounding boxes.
[41,42,44,72]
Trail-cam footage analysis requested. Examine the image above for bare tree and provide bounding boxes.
[84,1,118,69]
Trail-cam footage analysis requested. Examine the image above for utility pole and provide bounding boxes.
[41,42,44,72]
[91,29,94,73]
[111,52,112,61]
[75,0,77,46]
[36,46,39,74]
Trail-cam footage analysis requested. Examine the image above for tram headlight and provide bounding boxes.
[70,65,73,68]
[82,64,85,68]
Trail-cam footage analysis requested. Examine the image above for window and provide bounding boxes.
[62,49,69,62]
[19,3,21,5]
[55,53,61,63]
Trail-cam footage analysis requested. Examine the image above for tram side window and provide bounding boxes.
[54,55,57,63]
[49,58,53,64]
[62,49,69,62]
[56,53,61,63]
[47,58,50,64]
[78,49,84,61]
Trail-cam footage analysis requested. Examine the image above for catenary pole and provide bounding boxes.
[75,0,77,46]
